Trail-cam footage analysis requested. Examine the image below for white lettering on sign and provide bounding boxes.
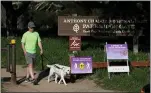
[71,40,80,47]
[63,18,87,23]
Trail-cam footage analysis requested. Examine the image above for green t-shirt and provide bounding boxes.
[21,31,41,54]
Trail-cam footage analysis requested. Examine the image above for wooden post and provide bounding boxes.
[6,44,11,72]
[11,44,16,84]
[69,54,76,83]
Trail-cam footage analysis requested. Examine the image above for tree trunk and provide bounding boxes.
[133,36,139,54]
[2,1,31,37]
[6,9,10,38]
[12,14,17,36]
[133,29,143,54]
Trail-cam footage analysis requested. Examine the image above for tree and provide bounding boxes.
[32,1,149,53]
[1,1,31,37]
[78,1,149,53]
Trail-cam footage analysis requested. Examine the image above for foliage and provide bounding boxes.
[1,84,7,92]
[34,1,63,13]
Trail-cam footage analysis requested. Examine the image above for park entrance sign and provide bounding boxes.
[58,16,136,36]
[105,43,130,79]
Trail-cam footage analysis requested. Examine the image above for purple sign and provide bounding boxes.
[106,44,128,59]
[71,57,92,74]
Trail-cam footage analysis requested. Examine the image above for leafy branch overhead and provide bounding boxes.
[2,1,31,17]
[34,1,63,13]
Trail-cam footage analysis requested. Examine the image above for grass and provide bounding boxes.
[90,67,150,92]
[1,83,7,92]
[1,36,150,92]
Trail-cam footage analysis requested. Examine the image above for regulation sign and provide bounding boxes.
[69,36,81,51]
[106,44,128,59]
[71,57,92,74]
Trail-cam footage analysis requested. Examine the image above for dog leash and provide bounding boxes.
[40,54,56,70]
[40,54,44,71]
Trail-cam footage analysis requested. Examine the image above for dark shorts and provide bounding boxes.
[25,52,36,65]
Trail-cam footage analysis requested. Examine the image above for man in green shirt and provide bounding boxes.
[21,21,43,83]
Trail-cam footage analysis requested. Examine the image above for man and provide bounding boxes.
[21,21,43,83]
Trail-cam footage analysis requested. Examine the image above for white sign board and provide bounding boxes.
[108,66,130,72]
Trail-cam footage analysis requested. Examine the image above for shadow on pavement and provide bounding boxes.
[33,68,50,85]
[16,76,26,84]
[1,77,11,82]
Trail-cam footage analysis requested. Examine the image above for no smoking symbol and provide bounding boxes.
[79,62,85,70]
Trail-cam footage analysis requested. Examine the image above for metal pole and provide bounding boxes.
[106,42,110,79]
[107,59,110,79]
[125,42,129,76]
[104,45,106,62]
[6,44,10,72]
[11,44,17,84]
[127,59,129,76]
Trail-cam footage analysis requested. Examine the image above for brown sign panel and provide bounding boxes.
[58,16,98,36]
[58,16,145,36]
[69,36,81,51]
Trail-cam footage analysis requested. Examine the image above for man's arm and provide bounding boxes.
[38,41,43,55]
[22,43,26,55]
[37,32,43,55]
[21,33,26,55]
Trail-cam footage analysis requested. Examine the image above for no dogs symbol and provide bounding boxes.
[79,62,85,70]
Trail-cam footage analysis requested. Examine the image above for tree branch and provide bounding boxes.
[1,1,14,13]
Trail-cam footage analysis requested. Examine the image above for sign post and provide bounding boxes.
[105,42,130,79]
[10,39,17,84]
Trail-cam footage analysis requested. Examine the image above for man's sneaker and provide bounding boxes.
[30,79,36,83]
[24,78,30,83]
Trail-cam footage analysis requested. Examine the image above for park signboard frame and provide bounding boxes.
[58,16,137,36]
[105,42,130,79]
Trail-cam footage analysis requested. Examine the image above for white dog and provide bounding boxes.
[46,64,71,86]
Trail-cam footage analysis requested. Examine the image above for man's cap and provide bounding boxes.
[28,21,36,28]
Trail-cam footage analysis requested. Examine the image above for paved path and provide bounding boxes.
[1,65,115,92]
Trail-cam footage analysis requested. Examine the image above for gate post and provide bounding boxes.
[11,39,17,84]
[6,44,11,72]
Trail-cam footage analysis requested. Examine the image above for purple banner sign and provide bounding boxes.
[106,44,128,59]
[71,57,92,74]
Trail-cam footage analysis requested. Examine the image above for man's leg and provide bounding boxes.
[26,66,30,78]
[28,63,35,80]
[25,55,31,82]
[26,52,36,83]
